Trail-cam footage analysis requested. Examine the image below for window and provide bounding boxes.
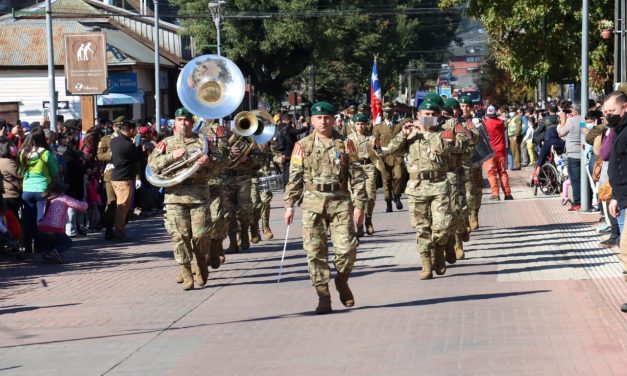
[466,56,482,63]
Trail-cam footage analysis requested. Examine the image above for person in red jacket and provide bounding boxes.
[482,106,513,200]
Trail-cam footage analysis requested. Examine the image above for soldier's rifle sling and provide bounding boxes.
[277,224,290,284]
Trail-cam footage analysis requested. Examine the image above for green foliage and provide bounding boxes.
[440,0,614,93]
[169,0,461,106]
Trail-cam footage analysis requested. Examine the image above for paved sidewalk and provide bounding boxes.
[1,169,626,375]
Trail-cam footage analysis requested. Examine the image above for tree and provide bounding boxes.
[170,0,462,106]
[439,0,614,93]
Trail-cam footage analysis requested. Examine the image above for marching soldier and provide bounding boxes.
[250,143,276,242]
[348,113,379,237]
[148,108,221,290]
[284,101,367,314]
[459,96,484,232]
[386,101,454,280]
[441,97,476,262]
[374,102,404,212]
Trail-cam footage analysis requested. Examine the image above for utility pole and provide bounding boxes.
[581,0,590,212]
[614,0,620,84]
[154,0,161,134]
[45,0,57,130]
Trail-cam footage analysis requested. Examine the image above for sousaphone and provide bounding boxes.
[145,54,246,188]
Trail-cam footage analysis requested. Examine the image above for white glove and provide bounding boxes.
[135,180,142,189]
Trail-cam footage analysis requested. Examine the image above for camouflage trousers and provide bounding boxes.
[224,177,252,236]
[163,203,209,265]
[447,170,468,236]
[382,163,404,201]
[207,184,227,240]
[302,208,358,286]
[251,181,273,225]
[353,165,377,217]
[465,166,483,212]
[406,179,452,255]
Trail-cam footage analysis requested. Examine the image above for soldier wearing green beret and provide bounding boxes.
[148,107,225,290]
[458,96,485,234]
[385,100,454,279]
[440,96,478,263]
[374,102,405,211]
[284,101,367,314]
[349,113,379,237]
[424,93,445,107]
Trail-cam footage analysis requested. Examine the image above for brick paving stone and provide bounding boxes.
[0,168,626,375]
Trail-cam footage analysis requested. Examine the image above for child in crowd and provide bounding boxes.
[38,179,88,264]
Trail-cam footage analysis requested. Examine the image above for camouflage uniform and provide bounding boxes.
[205,122,230,266]
[386,127,454,279]
[148,132,223,288]
[251,144,277,241]
[463,117,484,231]
[284,129,367,298]
[348,132,377,235]
[441,117,477,262]
[96,132,117,239]
[374,119,404,210]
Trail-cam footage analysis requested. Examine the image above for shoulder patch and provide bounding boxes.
[441,130,455,142]
[291,142,304,166]
[155,141,166,154]
[346,139,357,154]
[215,125,225,138]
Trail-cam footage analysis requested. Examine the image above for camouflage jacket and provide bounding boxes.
[386,129,452,176]
[347,133,378,174]
[284,130,367,213]
[441,117,478,170]
[374,120,403,166]
[148,133,222,204]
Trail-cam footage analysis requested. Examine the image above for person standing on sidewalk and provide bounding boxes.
[97,119,119,240]
[602,91,627,313]
[482,106,513,200]
[284,101,366,314]
[507,108,523,170]
[109,120,141,242]
[557,102,582,211]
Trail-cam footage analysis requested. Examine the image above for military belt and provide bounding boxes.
[305,182,348,193]
[409,171,447,182]
[224,169,249,177]
[357,158,373,165]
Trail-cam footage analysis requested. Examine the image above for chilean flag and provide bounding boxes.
[370,60,383,125]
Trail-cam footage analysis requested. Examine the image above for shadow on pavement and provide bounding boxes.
[0,303,80,315]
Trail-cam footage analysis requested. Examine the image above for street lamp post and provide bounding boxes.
[154,0,161,134]
[208,1,226,126]
[581,0,590,212]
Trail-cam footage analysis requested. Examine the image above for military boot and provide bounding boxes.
[208,239,223,269]
[365,216,374,235]
[175,272,184,284]
[386,200,393,212]
[433,246,447,276]
[334,272,355,307]
[461,229,470,242]
[250,222,261,244]
[315,284,332,314]
[419,252,433,280]
[469,209,479,231]
[240,228,250,250]
[395,195,403,210]
[445,239,457,264]
[454,235,465,260]
[194,254,209,286]
[180,264,194,291]
[356,224,365,238]
[226,232,239,254]
[262,210,274,240]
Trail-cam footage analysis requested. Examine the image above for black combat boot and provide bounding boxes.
[226,232,239,254]
[315,284,332,314]
[395,195,403,210]
[386,200,393,212]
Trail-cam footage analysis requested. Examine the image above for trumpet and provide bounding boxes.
[226,109,277,169]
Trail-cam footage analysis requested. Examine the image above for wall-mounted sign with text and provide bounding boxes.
[108,73,138,93]
[64,32,108,95]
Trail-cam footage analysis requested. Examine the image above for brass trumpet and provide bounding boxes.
[226,109,276,168]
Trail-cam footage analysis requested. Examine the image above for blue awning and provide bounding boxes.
[97,90,145,106]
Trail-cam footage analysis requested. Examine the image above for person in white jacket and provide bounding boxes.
[521,114,536,166]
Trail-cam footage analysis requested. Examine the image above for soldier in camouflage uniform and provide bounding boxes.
[147,108,222,290]
[386,101,455,280]
[250,143,277,242]
[96,117,122,240]
[441,97,476,263]
[348,113,379,237]
[284,101,367,314]
[374,102,404,212]
[458,96,484,232]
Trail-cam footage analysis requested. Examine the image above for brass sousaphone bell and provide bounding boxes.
[145,54,247,187]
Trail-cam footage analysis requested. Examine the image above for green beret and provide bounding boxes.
[419,100,440,111]
[459,96,473,105]
[444,98,460,109]
[352,114,368,123]
[175,107,194,120]
[357,104,368,110]
[348,105,356,111]
[424,93,444,106]
[383,102,393,111]
[112,115,126,124]
[311,101,337,116]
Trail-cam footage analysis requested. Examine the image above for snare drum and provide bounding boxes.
[259,174,283,192]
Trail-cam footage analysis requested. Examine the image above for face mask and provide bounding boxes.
[586,123,595,129]
[606,114,621,128]
[509,112,515,117]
